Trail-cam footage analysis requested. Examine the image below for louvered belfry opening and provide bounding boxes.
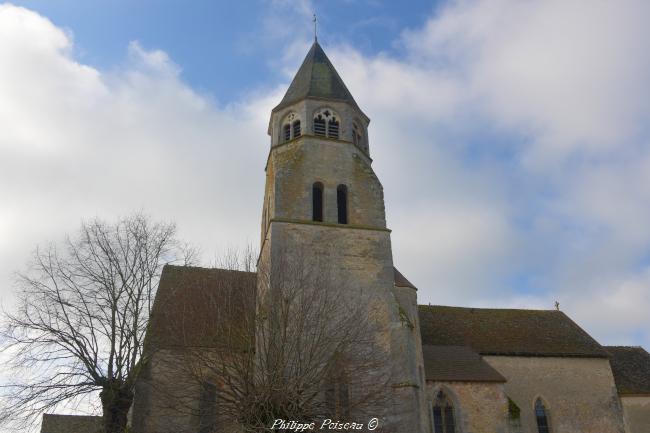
[328,117,339,139]
[292,120,301,138]
[313,115,326,136]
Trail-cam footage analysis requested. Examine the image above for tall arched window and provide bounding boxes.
[325,375,350,418]
[337,184,348,224]
[198,382,217,433]
[432,390,456,433]
[313,109,340,139]
[535,399,550,433]
[312,182,324,222]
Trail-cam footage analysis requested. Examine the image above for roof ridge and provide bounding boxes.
[605,345,645,349]
[163,264,256,275]
[418,304,559,313]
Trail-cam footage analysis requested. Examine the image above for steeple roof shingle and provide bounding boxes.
[274,41,361,113]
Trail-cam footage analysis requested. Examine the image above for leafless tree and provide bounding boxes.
[0,213,196,433]
[140,247,391,433]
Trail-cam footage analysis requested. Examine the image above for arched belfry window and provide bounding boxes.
[432,390,456,433]
[312,182,324,222]
[281,113,301,143]
[313,109,340,139]
[337,184,348,224]
[535,398,550,433]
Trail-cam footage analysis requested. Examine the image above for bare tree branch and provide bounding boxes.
[0,213,194,433]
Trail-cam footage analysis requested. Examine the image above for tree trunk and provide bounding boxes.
[100,382,134,433]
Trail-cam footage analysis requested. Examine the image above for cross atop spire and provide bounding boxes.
[313,14,318,42]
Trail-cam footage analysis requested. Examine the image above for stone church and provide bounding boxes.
[42,42,650,433]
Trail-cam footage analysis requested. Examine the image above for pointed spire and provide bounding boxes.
[273,41,361,112]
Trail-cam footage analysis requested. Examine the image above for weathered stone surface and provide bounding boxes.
[621,396,650,433]
[266,136,385,228]
[260,61,427,430]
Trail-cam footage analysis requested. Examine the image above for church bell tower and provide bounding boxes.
[258,41,427,433]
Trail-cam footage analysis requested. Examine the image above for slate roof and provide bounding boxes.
[606,346,650,395]
[145,265,257,353]
[274,41,362,113]
[422,345,506,383]
[40,414,102,433]
[419,305,608,358]
[147,265,413,352]
[394,267,417,290]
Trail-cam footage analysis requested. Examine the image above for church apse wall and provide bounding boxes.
[483,356,625,433]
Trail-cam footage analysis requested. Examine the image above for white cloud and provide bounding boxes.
[324,0,650,347]
[402,0,650,166]
[0,4,281,314]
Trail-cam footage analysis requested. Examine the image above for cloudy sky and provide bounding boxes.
[2,0,650,360]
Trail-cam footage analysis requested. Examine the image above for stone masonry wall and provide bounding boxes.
[267,136,386,228]
[130,349,240,433]
[264,221,424,432]
[425,382,509,433]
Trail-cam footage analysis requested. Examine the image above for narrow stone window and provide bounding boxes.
[433,406,443,433]
[325,372,350,418]
[535,398,550,433]
[337,184,348,224]
[198,382,217,433]
[314,115,326,136]
[283,124,291,142]
[312,182,324,222]
[432,390,456,433]
[292,120,301,138]
[352,123,364,151]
